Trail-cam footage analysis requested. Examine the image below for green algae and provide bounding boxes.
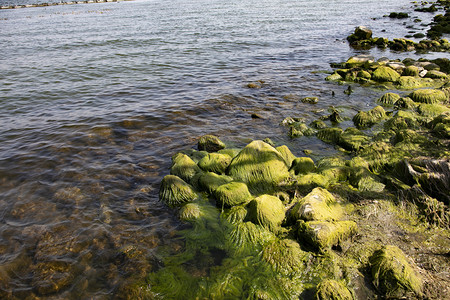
[198,172,234,194]
[410,88,447,104]
[353,106,386,129]
[372,66,400,82]
[290,156,316,175]
[315,279,354,300]
[179,202,203,222]
[317,127,343,144]
[227,221,276,255]
[170,152,202,184]
[198,152,231,174]
[261,238,310,276]
[297,220,357,250]
[246,195,285,232]
[159,175,198,208]
[197,134,226,152]
[377,92,400,106]
[276,145,297,167]
[214,181,252,208]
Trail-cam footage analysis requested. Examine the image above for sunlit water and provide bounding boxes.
[0,0,447,298]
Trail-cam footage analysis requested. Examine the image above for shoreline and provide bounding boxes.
[0,0,133,10]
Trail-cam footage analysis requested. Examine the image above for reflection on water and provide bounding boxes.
[0,0,447,297]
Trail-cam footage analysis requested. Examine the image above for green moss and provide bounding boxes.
[214,182,252,208]
[227,140,291,194]
[377,92,400,106]
[198,134,226,152]
[353,105,386,129]
[317,157,346,168]
[179,203,203,222]
[261,239,309,275]
[357,70,371,80]
[338,127,370,151]
[290,123,317,137]
[417,103,450,117]
[410,89,447,104]
[198,152,231,174]
[394,97,418,110]
[198,172,233,194]
[289,187,340,222]
[227,221,275,255]
[319,166,350,184]
[372,66,400,82]
[246,195,285,232]
[276,145,297,167]
[384,110,420,131]
[217,148,241,159]
[290,157,316,175]
[224,205,248,224]
[159,175,198,208]
[315,279,354,300]
[424,70,448,79]
[296,173,329,191]
[310,120,327,129]
[397,76,423,89]
[317,127,343,144]
[325,73,343,81]
[170,153,202,183]
[181,149,208,163]
[403,65,420,77]
[356,176,385,193]
[370,245,423,298]
[297,220,357,250]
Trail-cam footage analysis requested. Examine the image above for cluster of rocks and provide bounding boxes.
[326,54,450,89]
[0,0,129,9]
[347,25,450,51]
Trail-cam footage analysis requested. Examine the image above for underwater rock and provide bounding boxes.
[372,66,400,82]
[297,220,357,250]
[289,122,317,138]
[179,203,203,222]
[290,157,316,175]
[315,279,354,300]
[310,120,327,129]
[276,145,297,167]
[410,89,447,104]
[369,245,423,298]
[31,261,75,296]
[159,175,198,208]
[170,153,201,183]
[198,172,234,194]
[261,239,309,275]
[227,140,290,193]
[214,182,252,208]
[246,195,285,232]
[198,153,231,175]
[289,187,339,222]
[198,135,226,152]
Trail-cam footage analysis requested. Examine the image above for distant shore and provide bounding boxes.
[0,0,133,10]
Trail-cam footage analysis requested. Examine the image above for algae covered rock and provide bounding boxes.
[227,140,290,193]
[377,92,400,106]
[353,106,386,129]
[297,220,357,250]
[198,172,233,194]
[317,127,343,144]
[224,205,248,224]
[227,221,275,254]
[179,203,203,222]
[246,195,285,232]
[159,175,198,208]
[403,65,420,77]
[198,134,226,152]
[410,89,447,104]
[370,245,423,298]
[397,76,423,89]
[290,157,316,175]
[338,127,370,151]
[372,66,400,82]
[261,239,309,275]
[214,182,252,208]
[315,279,354,300]
[289,187,339,222]
[198,153,231,174]
[170,153,201,183]
[276,145,296,167]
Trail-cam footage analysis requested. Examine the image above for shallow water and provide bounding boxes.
[0,0,448,298]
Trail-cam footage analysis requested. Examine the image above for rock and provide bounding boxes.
[198,172,233,194]
[310,120,327,129]
[275,145,296,167]
[397,76,423,89]
[353,106,386,129]
[417,103,450,118]
[224,205,248,224]
[290,157,316,175]
[159,175,198,208]
[377,92,401,106]
[325,73,343,81]
[297,220,357,250]
[424,70,448,79]
[261,239,309,275]
[345,55,375,67]
[198,135,226,152]
[179,203,203,221]
[290,123,316,138]
[394,97,417,110]
[246,195,285,232]
[296,173,329,191]
[227,140,290,193]
[289,187,339,222]
[227,221,275,254]
[170,153,201,183]
[214,182,252,208]
[317,127,343,144]
[315,279,354,300]
[198,153,231,174]
[301,97,319,104]
[372,66,400,82]
[370,245,423,298]
[31,261,75,295]
[338,127,370,151]
[403,65,420,77]
[410,89,447,104]
[217,148,241,159]
[348,26,373,42]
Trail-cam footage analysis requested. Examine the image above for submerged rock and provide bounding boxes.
[198,135,226,152]
[159,175,198,208]
[370,245,423,298]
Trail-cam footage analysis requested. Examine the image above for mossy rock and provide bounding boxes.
[296,173,329,191]
[227,140,291,194]
[403,65,420,77]
[224,205,248,224]
[290,123,317,137]
[424,70,448,79]
[198,135,226,152]
[370,245,423,298]
[384,110,420,131]
[357,70,371,80]
[217,148,241,159]
[170,153,202,184]
[181,149,208,163]
[179,203,203,222]
[214,182,252,208]
[353,106,386,129]
[317,127,343,144]
[297,220,357,250]
[315,279,354,300]
[261,239,309,275]
[302,97,319,104]
[338,127,370,151]
[317,157,346,168]
[325,73,343,81]
[397,76,423,89]
[319,166,350,184]
[310,119,327,129]
[276,145,296,167]
[289,187,340,222]
[246,195,285,232]
[410,89,447,104]
[198,153,232,174]
[227,221,275,254]
[198,172,233,194]
[394,97,418,110]
[290,157,316,175]
[433,122,450,137]
[377,92,400,106]
[356,175,385,193]
[417,103,450,117]
[372,66,400,82]
[159,175,198,208]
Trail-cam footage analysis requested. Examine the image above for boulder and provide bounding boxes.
[198,172,233,194]
[403,65,420,77]
[372,66,400,82]
[297,220,357,250]
[317,127,343,144]
[348,26,373,42]
[397,76,423,89]
[170,153,201,183]
[159,175,198,208]
[290,157,316,175]
[289,187,339,222]
[410,89,447,104]
[276,145,296,167]
[214,182,252,208]
[198,135,226,152]
[246,195,285,232]
[198,153,231,174]
[315,279,354,300]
